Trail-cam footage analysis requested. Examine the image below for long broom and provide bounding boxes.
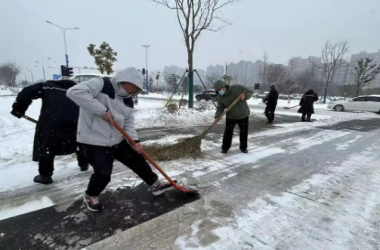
[143,91,245,161]
[113,122,198,193]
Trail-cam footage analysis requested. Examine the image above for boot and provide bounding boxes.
[33,175,53,185]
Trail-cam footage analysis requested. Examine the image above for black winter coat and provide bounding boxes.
[263,89,279,107]
[12,80,80,161]
[298,90,319,114]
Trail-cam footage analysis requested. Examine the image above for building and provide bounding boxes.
[345,50,380,87]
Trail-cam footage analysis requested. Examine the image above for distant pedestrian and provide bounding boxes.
[67,67,176,212]
[214,80,253,154]
[298,89,319,122]
[11,80,89,185]
[262,85,279,124]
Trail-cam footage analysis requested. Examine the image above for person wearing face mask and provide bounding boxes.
[67,67,176,212]
[213,80,253,154]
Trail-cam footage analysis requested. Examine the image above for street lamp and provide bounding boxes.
[46,20,79,67]
[25,68,35,83]
[142,45,150,94]
[35,58,50,81]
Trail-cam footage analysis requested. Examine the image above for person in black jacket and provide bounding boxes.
[298,89,319,122]
[11,80,89,185]
[262,85,279,124]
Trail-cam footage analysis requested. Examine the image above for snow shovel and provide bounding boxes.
[283,105,300,110]
[113,122,198,193]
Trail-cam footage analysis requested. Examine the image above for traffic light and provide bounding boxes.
[142,68,146,75]
[156,73,160,80]
[61,65,74,77]
[254,83,261,90]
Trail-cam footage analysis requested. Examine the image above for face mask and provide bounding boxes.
[219,90,226,96]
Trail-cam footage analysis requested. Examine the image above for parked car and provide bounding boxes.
[327,95,380,113]
[65,73,138,104]
[69,73,112,83]
[195,90,217,101]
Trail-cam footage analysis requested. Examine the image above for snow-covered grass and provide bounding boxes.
[140,92,329,110]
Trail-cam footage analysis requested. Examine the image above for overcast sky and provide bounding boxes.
[0,0,379,80]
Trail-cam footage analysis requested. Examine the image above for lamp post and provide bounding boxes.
[35,58,51,81]
[142,45,150,94]
[46,20,79,67]
[26,68,34,83]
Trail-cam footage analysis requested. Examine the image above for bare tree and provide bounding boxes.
[205,73,221,87]
[259,51,269,89]
[152,0,238,107]
[352,57,380,97]
[287,57,301,81]
[0,62,20,87]
[319,41,349,103]
[265,64,288,92]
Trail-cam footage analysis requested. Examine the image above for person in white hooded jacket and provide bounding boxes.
[67,67,176,212]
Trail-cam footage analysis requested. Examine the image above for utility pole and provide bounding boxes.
[142,45,150,94]
[46,21,79,67]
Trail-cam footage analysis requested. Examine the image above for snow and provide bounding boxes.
[1,92,380,249]
[336,135,362,151]
[0,88,14,96]
[0,196,54,221]
[247,98,329,110]
[140,93,330,110]
[175,147,380,250]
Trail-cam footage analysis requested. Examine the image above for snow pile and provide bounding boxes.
[0,88,15,96]
[134,106,215,129]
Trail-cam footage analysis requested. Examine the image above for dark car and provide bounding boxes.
[195,90,217,101]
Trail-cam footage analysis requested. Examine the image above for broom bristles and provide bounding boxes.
[144,136,203,161]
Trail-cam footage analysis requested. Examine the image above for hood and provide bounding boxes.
[214,80,229,91]
[111,67,144,97]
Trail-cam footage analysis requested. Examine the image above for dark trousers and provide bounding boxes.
[222,116,249,151]
[38,143,88,177]
[265,105,276,122]
[83,140,158,197]
[301,112,312,121]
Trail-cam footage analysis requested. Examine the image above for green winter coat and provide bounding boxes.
[214,80,253,120]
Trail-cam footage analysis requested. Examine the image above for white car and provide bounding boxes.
[327,95,380,113]
[70,73,112,83]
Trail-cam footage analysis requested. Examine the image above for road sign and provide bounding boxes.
[53,74,62,80]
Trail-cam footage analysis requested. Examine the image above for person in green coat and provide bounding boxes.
[214,80,253,154]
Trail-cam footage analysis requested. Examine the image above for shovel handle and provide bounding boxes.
[201,91,245,137]
[113,122,179,188]
[23,115,38,124]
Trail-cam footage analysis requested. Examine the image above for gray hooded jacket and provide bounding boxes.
[66,67,143,147]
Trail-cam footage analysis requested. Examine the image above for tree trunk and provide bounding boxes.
[188,49,194,108]
[323,84,328,103]
[356,86,360,97]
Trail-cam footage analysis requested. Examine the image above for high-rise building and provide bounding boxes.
[345,50,380,87]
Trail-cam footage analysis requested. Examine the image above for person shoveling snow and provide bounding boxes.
[214,80,253,154]
[67,67,185,212]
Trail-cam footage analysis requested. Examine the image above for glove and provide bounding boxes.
[11,109,24,119]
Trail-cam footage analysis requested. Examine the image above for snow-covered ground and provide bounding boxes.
[140,92,329,110]
[1,93,380,250]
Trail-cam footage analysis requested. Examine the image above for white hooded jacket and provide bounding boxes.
[66,67,143,147]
